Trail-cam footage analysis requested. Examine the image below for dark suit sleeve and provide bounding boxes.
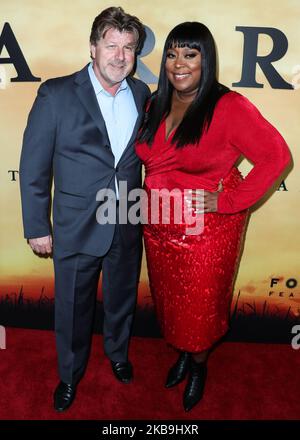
[143,85,151,107]
[19,81,56,239]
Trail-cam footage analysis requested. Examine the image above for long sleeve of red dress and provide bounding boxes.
[137,92,291,216]
[217,93,291,213]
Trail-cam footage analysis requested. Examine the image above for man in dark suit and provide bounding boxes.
[19,6,150,412]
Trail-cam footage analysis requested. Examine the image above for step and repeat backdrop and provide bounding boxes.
[0,0,299,344]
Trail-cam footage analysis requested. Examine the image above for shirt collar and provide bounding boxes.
[88,62,128,97]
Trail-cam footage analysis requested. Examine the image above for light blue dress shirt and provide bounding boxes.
[88,63,138,198]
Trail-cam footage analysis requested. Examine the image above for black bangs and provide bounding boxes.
[137,21,230,148]
[165,22,203,52]
[166,40,201,51]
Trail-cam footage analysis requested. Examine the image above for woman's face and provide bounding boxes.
[165,45,201,97]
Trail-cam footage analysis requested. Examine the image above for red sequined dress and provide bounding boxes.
[135,91,291,352]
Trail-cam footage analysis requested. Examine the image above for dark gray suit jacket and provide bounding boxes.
[19,64,150,256]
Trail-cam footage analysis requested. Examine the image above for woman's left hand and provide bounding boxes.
[186,179,223,213]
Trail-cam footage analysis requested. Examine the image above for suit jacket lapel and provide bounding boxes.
[74,66,145,161]
[74,65,111,151]
[117,76,144,164]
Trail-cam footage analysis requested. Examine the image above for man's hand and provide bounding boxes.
[28,235,52,255]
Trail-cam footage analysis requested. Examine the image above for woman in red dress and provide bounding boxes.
[135,22,291,411]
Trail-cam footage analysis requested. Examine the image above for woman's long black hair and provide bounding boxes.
[138,22,229,148]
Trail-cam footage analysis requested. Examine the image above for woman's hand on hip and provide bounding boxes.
[186,179,223,213]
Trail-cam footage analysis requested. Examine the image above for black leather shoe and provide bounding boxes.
[165,351,191,388]
[183,359,207,412]
[54,381,77,412]
[111,361,133,383]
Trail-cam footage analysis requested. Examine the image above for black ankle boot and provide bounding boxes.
[183,359,207,411]
[165,351,191,388]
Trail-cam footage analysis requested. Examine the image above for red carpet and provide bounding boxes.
[0,327,299,420]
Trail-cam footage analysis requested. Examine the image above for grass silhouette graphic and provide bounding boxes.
[0,287,299,343]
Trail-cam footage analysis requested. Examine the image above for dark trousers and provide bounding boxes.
[53,222,142,384]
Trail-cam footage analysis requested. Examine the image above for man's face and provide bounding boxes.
[90,27,137,93]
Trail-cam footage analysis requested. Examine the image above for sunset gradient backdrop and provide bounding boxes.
[0,0,299,321]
